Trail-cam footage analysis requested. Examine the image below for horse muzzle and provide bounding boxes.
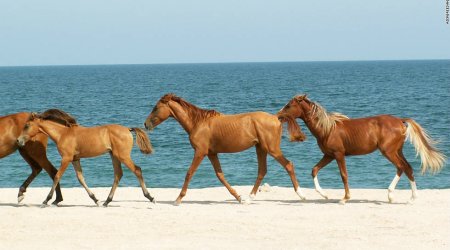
[16,136,27,147]
[144,120,154,131]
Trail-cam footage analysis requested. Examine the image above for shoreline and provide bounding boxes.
[1,186,449,249]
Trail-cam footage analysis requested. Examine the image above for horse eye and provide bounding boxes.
[285,104,290,109]
[24,124,29,129]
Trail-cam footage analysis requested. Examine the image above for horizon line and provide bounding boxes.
[1,58,449,68]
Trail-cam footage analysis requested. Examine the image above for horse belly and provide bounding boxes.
[342,134,378,155]
[209,117,258,153]
[210,135,257,153]
[76,135,111,158]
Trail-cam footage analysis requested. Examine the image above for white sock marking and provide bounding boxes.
[313,176,328,199]
[388,175,401,203]
[296,188,306,200]
[410,181,418,202]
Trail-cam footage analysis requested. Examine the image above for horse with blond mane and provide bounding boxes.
[0,109,76,204]
[144,93,307,205]
[17,111,155,207]
[278,94,446,204]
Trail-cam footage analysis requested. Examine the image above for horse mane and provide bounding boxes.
[161,93,221,124]
[37,109,78,127]
[297,96,349,135]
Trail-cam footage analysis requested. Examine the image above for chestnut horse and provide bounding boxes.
[278,94,446,204]
[144,93,307,205]
[0,109,76,204]
[17,113,155,207]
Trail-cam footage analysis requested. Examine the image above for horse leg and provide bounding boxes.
[43,158,71,206]
[17,150,42,203]
[380,150,405,203]
[250,145,268,200]
[398,151,418,203]
[207,154,241,203]
[121,157,155,204]
[311,155,333,199]
[26,150,64,205]
[269,150,305,200]
[21,136,64,204]
[334,153,350,204]
[175,152,205,205]
[72,160,100,206]
[103,154,123,207]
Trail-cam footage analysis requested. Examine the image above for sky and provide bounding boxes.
[0,0,449,66]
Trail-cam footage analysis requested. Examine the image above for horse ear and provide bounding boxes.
[30,112,38,119]
[161,93,174,104]
[294,94,306,102]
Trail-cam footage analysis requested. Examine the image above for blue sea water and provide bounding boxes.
[0,60,449,190]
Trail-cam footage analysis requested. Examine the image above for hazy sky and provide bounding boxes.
[0,0,449,66]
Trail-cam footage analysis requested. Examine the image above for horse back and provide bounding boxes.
[341,115,404,130]
[328,115,405,155]
[60,124,132,158]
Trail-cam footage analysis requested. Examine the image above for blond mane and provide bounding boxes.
[309,101,349,135]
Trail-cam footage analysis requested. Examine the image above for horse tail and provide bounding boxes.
[402,118,446,174]
[277,114,306,142]
[130,128,153,154]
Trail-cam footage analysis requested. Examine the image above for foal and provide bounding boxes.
[278,94,446,204]
[17,113,154,207]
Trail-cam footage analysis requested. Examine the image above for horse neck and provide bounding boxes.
[300,105,328,139]
[168,102,195,133]
[38,120,70,144]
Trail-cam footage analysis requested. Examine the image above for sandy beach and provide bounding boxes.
[1,186,448,250]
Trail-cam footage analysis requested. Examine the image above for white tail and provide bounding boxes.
[403,118,446,174]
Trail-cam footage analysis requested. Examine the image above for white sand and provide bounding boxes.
[1,186,448,250]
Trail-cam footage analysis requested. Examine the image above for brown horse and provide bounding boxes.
[144,93,307,205]
[0,109,76,204]
[17,113,155,207]
[277,94,446,204]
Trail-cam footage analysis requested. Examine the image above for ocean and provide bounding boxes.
[0,60,449,190]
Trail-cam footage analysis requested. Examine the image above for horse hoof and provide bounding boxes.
[339,199,348,205]
[316,191,328,200]
[40,203,49,208]
[51,201,62,207]
[173,200,181,206]
[102,202,109,207]
[259,183,271,192]
[296,191,306,201]
[240,195,251,205]
[17,195,25,203]
[95,201,101,207]
[151,198,157,204]
[388,195,394,203]
[407,196,417,205]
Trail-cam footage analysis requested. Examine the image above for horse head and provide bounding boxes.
[16,113,41,147]
[144,93,175,130]
[278,94,312,120]
[276,94,311,142]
